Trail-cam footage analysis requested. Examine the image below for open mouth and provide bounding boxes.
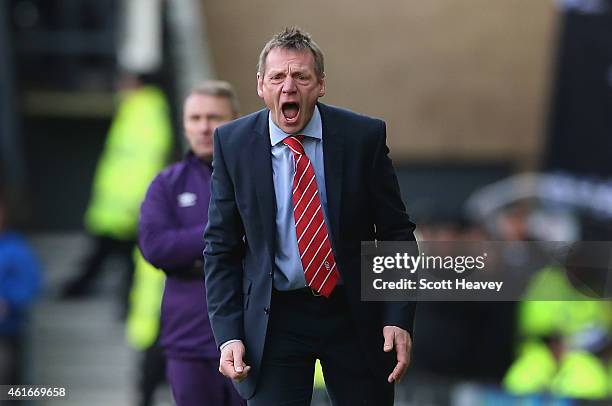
[281,102,300,123]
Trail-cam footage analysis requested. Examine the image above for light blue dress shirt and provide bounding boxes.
[269,106,331,291]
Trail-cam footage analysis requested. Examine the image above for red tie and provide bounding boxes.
[283,135,340,297]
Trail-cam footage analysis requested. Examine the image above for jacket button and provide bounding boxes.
[264,307,270,315]
[269,271,273,278]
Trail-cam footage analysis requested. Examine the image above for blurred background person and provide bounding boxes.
[464,174,612,400]
[139,81,244,406]
[125,248,167,406]
[411,218,516,386]
[0,188,42,384]
[60,72,173,321]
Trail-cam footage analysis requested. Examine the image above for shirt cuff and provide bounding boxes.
[220,339,242,351]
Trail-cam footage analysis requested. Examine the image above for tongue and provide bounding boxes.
[283,105,299,119]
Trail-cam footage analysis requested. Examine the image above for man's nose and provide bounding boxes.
[201,119,212,134]
[281,76,297,93]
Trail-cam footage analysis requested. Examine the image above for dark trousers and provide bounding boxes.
[248,288,394,406]
[0,335,22,384]
[166,358,245,406]
[63,235,134,316]
[137,341,166,406]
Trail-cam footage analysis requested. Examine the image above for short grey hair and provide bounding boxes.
[187,80,240,116]
[257,27,325,79]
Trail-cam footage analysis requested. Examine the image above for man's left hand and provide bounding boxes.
[382,325,412,384]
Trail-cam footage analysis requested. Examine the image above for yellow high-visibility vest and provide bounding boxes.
[520,266,612,337]
[85,85,173,240]
[504,340,608,400]
[550,350,608,399]
[125,248,165,350]
[504,340,557,395]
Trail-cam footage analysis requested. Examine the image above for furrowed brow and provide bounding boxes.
[267,68,286,77]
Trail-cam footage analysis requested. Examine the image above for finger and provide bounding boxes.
[234,365,252,382]
[395,361,408,383]
[233,364,250,377]
[220,354,239,377]
[222,363,249,380]
[382,327,395,352]
[232,347,245,373]
[219,363,235,378]
[219,354,231,377]
[394,333,407,349]
[387,361,407,383]
[233,366,251,382]
[395,339,408,363]
[396,332,412,369]
[404,343,412,369]
[394,339,410,383]
[388,363,400,383]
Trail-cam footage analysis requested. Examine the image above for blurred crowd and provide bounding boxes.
[412,179,612,401]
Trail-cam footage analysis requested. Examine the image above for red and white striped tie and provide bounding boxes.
[283,135,340,297]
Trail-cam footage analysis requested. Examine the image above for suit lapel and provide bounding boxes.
[319,103,343,250]
[251,111,277,258]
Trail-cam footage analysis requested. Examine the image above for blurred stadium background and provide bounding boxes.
[1,0,612,405]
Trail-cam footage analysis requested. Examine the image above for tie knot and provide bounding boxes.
[282,135,305,155]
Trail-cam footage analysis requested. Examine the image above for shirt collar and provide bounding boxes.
[269,105,322,146]
[185,150,213,169]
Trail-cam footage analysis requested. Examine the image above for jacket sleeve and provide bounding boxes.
[369,120,418,337]
[138,174,205,272]
[203,129,246,347]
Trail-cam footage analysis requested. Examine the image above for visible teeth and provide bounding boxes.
[282,103,299,120]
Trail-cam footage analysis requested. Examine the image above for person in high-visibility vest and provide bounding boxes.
[504,337,609,399]
[61,74,173,314]
[519,266,612,338]
[125,248,166,406]
[504,265,612,399]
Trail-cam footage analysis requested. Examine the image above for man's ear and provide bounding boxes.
[257,73,264,98]
[318,74,326,97]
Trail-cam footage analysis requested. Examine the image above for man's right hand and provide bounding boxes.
[219,341,251,382]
